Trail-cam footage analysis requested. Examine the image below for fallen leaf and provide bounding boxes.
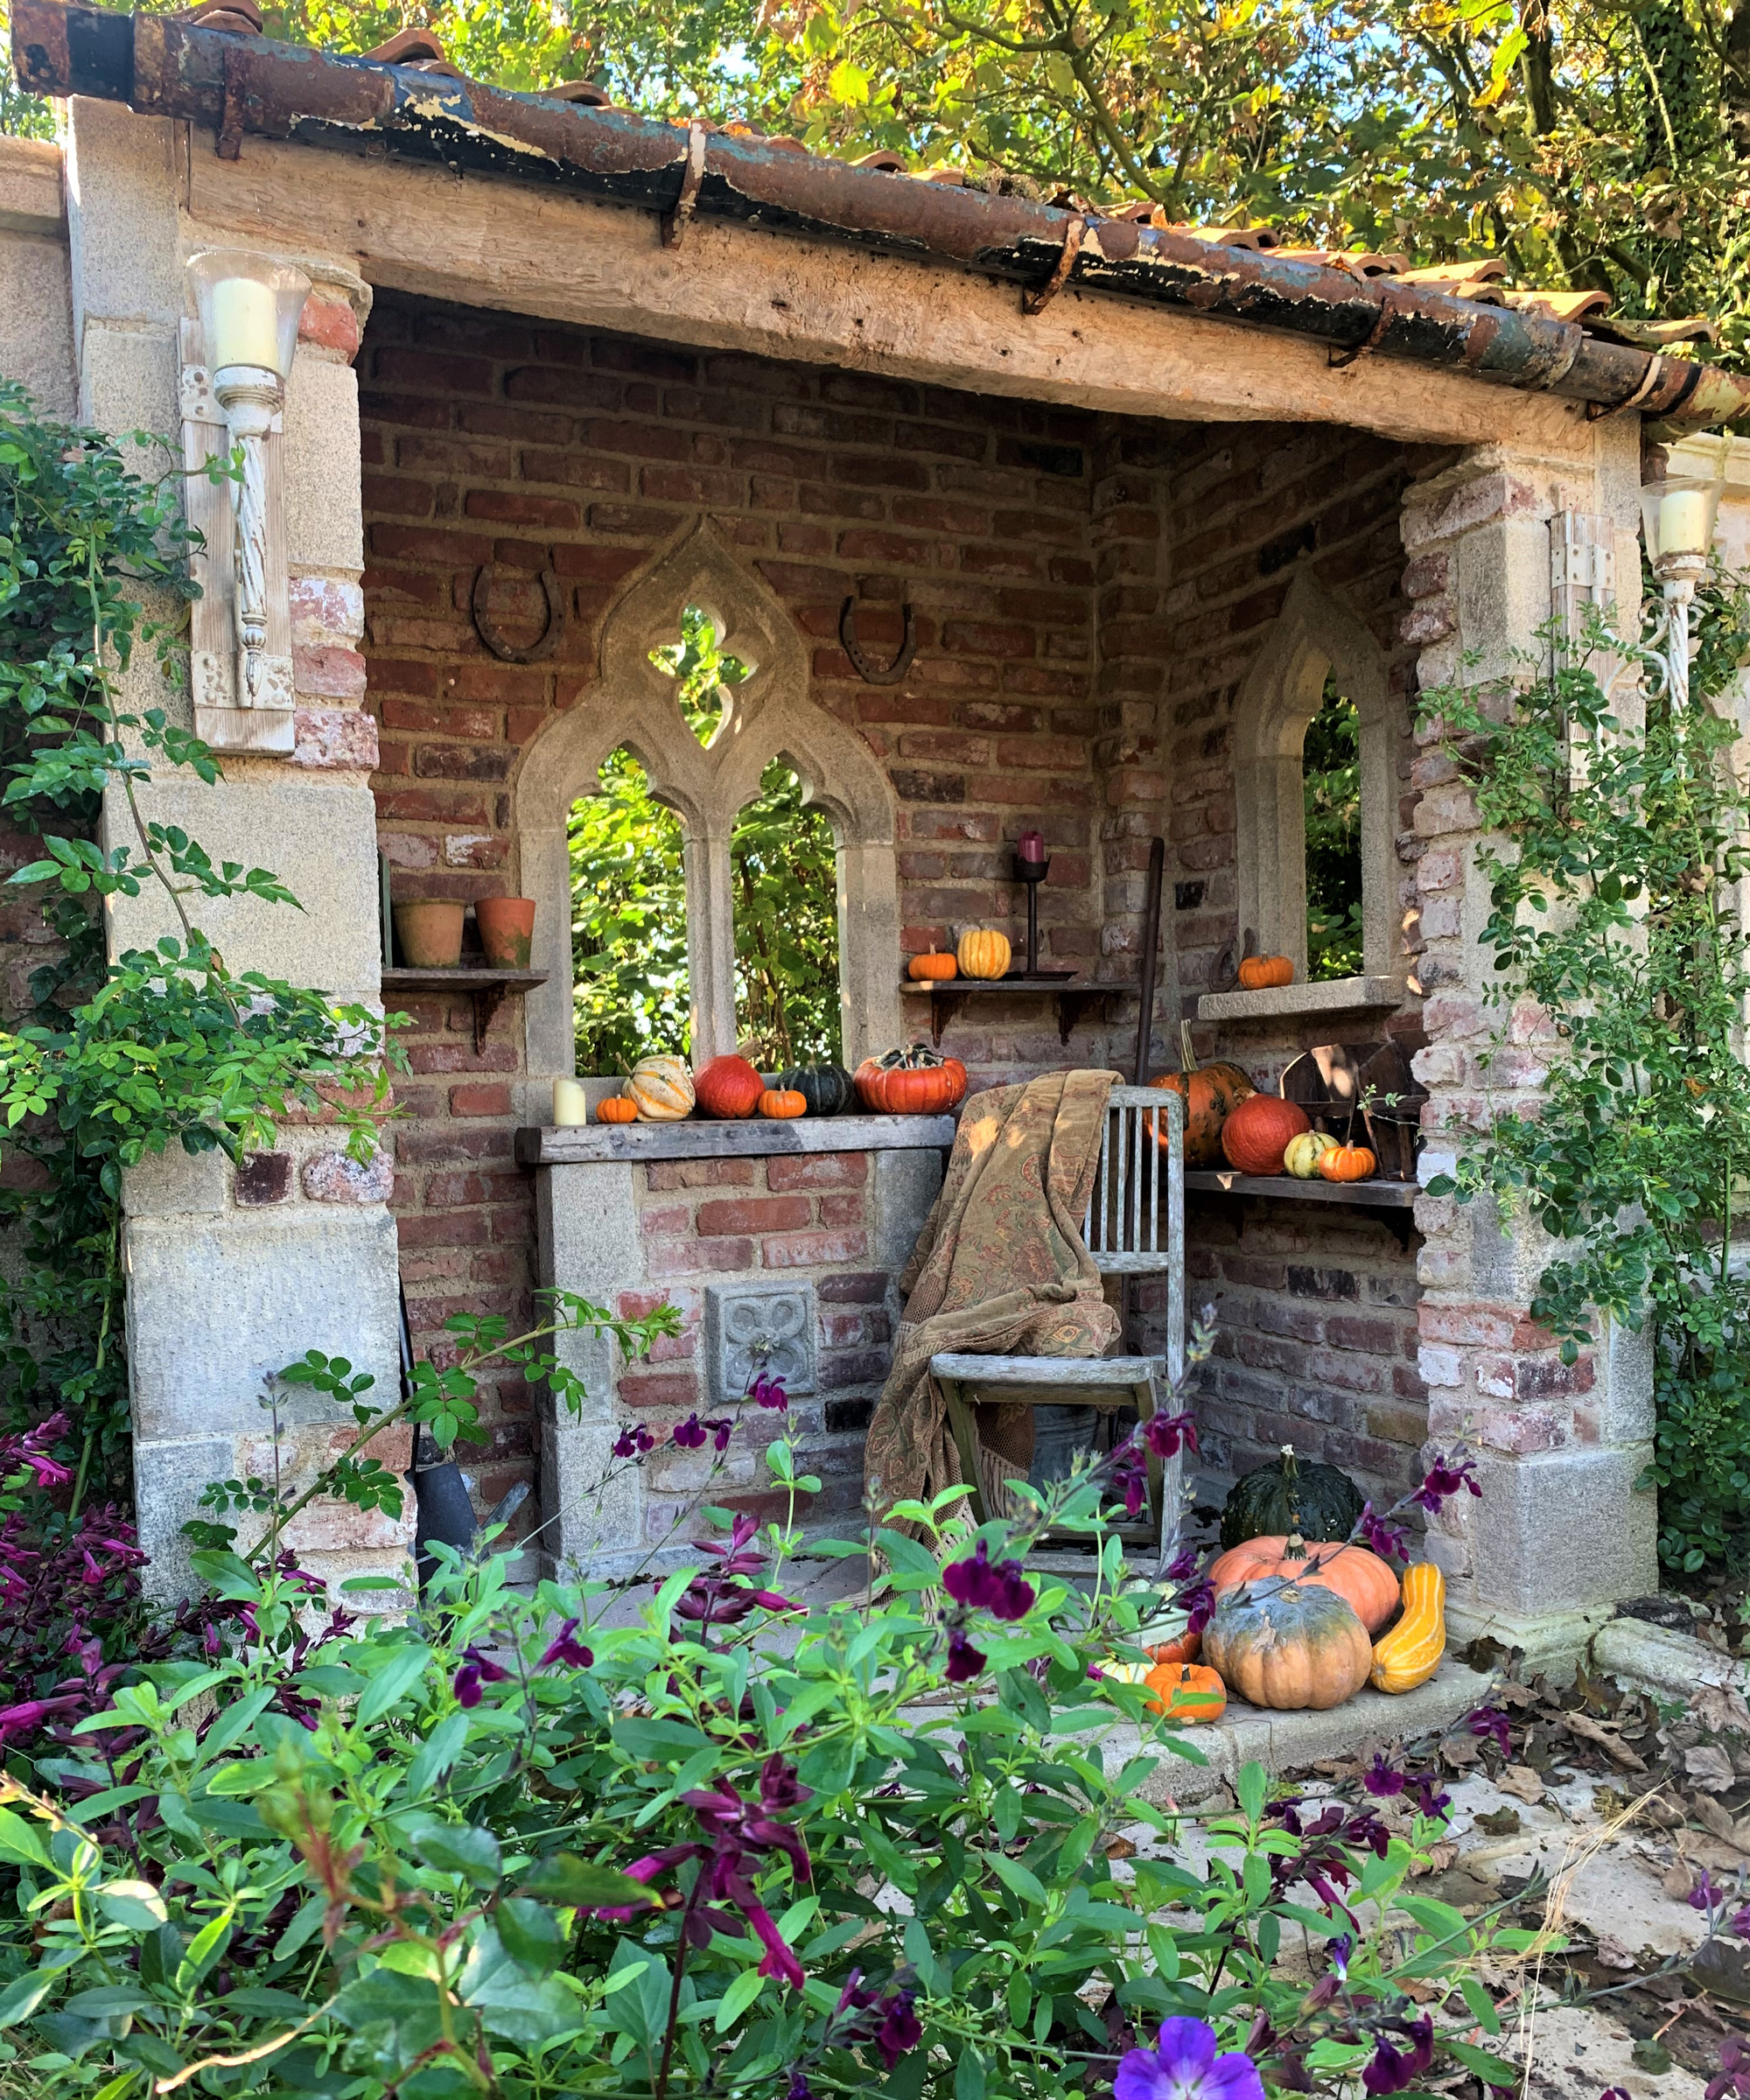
[1663,1863,1698,1900]
[1104,1836,1137,1860]
[1632,2038,1673,2075]
[1564,1712,1649,1771]
[1474,1807,1522,1837]
[1440,1736,1483,1768]
[1686,1743,1738,1793]
[1498,1766,1548,1804]
[1592,1934,1640,1970]
[1693,1796,1750,1851]
[1693,1681,1750,1735]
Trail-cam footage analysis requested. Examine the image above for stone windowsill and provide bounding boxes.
[1196,974,1410,1024]
[514,1113,958,1167]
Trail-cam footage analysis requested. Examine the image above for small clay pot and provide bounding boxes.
[474,896,536,970]
[393,900,466,969]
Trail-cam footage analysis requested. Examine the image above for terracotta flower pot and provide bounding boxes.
[393,900,466,969]
[474,896,536,970]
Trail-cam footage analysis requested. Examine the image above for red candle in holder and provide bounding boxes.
[1018,830,1046,864]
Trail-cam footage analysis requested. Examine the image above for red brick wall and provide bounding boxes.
[358,290,1434,1524]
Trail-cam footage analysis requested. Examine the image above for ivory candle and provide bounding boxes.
[552,1078,590,1127]
[1658,486,1711,560]
[207,275,284,374]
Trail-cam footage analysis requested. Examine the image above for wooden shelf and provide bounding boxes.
[1184,1168,1419,1248]
[900,976,1115,1046]
[382,967,548,1053]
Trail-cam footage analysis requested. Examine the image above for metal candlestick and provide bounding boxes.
[1016,855,1047,975]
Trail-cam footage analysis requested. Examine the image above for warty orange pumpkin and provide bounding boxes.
[1208,1533,1399,1634]
[1151,1021,1255,1170]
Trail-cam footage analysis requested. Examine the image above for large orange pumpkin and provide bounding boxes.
[854,1046,969,1116]
[694,1055,766,1120]
[1208,1533,1399,1634]
[1204,1581,1372,1711]
[1221,1093,1312,1175]
[1151,1022,1255,1170]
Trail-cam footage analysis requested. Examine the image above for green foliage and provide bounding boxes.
[1421,582,1750,1573]
[0,380,399,1508]
[0,1426,1532,2100]
[571,607,840,1074]
[1304,679,1362,982]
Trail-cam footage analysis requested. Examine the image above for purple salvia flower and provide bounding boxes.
[612,1424,654,1459]
[749,1371,788,1411]
[945,1628,986,1683]
[540,1617,593,1670]
[673,1414,707,1450]
[1354,1504,1410,1562]
[1468,1704,1512,1756]
[1362,2019,1434,2097]
[942,1540,1034,1622]
[1110,1441,1149,1520]
[704,1417,733,1452]
[1363,1753,1405,1799]
[453,1645,509,1709]
[1411,1455,1480,1514]
[1116,2017,1266,2100]
[1142,1410,1198,1460]
[873,1990,922,2070]
[1691,1870,1725,1914]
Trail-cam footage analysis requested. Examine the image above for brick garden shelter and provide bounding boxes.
[9,0,1750,1670]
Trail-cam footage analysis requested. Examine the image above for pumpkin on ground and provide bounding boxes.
[1204,1581,1373,1711]
[1283,1129,1340,1180]
[624,1054,694,1122]
[758,1088,807,1119]
[1221,1445,1366,1550]
[854,1045,970,1116]
[777,1064,856,1117]
[1220,1092,1312,1175]
[1208,1533,1400,1635]
[1320,1143,1377,1183]
[1237,954,1295,990]
[595,1096,638,1124]
[956,928,1012,980]
[694,1054,766,1120]
[1371,1561,1446,1693]
[1144,1662,1227,1725]
[908,948,957,982]
[1151,1021,1256,1170]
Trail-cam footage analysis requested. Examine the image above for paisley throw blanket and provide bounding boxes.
[863,1068,1121,1517]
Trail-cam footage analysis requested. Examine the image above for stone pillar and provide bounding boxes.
[64,98,410,1599]
[1401,430,1657,1672]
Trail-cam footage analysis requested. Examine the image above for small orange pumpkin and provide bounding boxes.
[759,1088,807,1119]
[1147,1624,1201,1667]
[1319,1144,1377,1184]
[1238,954,1295,990]
[595,1096,638,1124]
[908,948,958,982]
[1144,1662,1227,1725]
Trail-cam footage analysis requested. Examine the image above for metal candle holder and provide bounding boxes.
[1016,854,1048,976]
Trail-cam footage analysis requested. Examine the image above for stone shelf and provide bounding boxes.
[515,1112,957,1167]
[382,966,548,1054]
[900,976,1115,1046]
[1196,974,1409,1024]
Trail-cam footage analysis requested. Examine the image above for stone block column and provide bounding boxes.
[64,98,410,1599]
[1400,430,1657,1671]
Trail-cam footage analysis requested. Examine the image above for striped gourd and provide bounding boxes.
[1369,1560,1446,1694]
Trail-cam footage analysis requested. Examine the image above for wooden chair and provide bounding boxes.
[931,1086,1186,1567]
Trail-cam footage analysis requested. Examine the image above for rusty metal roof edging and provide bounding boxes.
[16,0,1750,432]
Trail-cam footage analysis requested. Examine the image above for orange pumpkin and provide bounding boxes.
[1152,1022,1256,1170]
[1208,1533,1399,1635]
[854,1046,970,1116]
[595,1096,638,1124]
[1204,1581,1373,1711]
[759,1088,807,1119]
[1238,954,1295,990]
[1220,1093,1312,1175]
[1144,1662,1227,1725]
[1319,1144,1377,1183]
[908,948,958,982]
[1147,1625,1201,1667]
[694,1054,766,1120]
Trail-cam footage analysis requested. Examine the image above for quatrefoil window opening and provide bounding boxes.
[648,602,755,749]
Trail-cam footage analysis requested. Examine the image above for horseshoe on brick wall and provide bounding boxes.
[472,564,564,665]
[840,595,917,686]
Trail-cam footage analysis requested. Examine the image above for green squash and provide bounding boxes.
[777,1063,856,1117]
[1220,1446,1366,1551]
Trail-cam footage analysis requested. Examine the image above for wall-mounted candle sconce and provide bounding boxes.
[1637,472,1725,711]
[186,250,310,710]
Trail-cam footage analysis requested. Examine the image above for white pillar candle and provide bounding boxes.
[552,1078,591,1127]
[1659,487,1711,560]
[209,275,283,373]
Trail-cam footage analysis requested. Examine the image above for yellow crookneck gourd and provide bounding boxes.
[1369,1560,1446,1694]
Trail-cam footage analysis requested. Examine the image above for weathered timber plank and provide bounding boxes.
[1183,1171,1418,1208]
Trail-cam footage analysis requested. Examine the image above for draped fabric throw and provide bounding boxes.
[863,1068,1121,1517]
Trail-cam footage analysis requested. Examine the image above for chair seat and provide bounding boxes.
[929,1352,1164,1396]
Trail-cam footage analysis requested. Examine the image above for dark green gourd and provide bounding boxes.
[1219,1444,1366,1551]
[776,1064,856,1117]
